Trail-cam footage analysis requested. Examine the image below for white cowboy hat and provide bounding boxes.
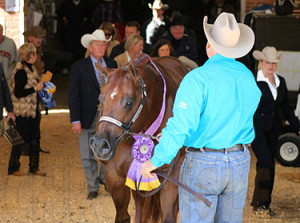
[148,0,169,10]
[253,46,280,63]
[203,12,255,58]
[81,29,111,48]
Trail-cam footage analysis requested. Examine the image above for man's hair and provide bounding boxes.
[125,34,144,51]
[18,42,36,62]
[125,21,141,32]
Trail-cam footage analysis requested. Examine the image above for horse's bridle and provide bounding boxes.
[99,55,165,142]
[99,77,149,141]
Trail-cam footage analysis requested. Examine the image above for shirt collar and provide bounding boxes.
[205,54,235,65]
[126,51,131,62]
[90,55,103,65]
[257,69,280,88]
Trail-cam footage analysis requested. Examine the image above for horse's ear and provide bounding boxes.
[127,62,136,77]
[95,62,114,77]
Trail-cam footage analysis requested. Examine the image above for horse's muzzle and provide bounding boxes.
[89,135,114,161]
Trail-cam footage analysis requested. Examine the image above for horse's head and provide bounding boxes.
[90,59,150,161]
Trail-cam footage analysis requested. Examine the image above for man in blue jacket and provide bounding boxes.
[0,62,15,135]
[141,12,262,222]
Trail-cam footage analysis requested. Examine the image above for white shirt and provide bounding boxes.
[125,51,131,62]
[145,16,165,44]
[256,69,280,100]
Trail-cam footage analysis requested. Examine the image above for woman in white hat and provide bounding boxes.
[251,46,300,215]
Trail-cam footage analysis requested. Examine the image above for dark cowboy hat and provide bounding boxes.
[170,16,185,27]
[23,26,46,38]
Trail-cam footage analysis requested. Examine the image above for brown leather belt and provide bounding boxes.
[187,144,245,153]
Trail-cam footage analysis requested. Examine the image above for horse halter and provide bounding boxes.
[98,55,167,141]
[99,77,147,141]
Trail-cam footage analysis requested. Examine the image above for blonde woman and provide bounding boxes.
[251,46,300,215]
[8,43,45,176]
[114,34,144,67]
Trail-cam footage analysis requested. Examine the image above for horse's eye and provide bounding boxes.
[125,101,133,108]
[122,97,134,110]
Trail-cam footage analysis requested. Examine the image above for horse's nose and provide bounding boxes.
[89,135,111,160]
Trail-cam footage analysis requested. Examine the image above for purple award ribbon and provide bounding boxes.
[125,135,161,191]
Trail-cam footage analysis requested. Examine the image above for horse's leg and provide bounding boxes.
[132,191,144,223]
[105,166,131,223]
[160,181,179,223]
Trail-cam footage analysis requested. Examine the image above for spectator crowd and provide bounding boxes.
[1,0,299,221]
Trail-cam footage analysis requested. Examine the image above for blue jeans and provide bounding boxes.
[179,147,250,223]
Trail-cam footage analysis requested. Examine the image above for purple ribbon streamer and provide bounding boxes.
[126,55,167,190]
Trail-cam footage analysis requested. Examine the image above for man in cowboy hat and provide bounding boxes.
[141,0,170,45]
[23,26,46,78]
[141,12,262,222]
[24,26,50,153]
[68,29,117,200]
[159,12,200,65]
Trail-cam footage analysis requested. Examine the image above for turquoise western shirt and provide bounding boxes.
[151,54,262,167]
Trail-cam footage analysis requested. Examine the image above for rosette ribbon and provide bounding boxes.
[38,82,56,108]
[125,134,161,191]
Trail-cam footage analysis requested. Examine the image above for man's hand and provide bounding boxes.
[141,160,158,178]
[72,122,82,134]
[6,112,16,122]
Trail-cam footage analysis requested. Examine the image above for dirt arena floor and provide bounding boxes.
[1,74,300,222]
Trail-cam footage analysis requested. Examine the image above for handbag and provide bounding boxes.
[4,120,24,146]
[4,120,30,156]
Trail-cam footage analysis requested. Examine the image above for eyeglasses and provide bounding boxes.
[105,33,112,37]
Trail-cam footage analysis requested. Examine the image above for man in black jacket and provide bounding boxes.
[160,15,199,65]
[0,62,15,135]
[68,29,117,200]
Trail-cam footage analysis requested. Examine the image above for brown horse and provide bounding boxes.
[90,54,189,222]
